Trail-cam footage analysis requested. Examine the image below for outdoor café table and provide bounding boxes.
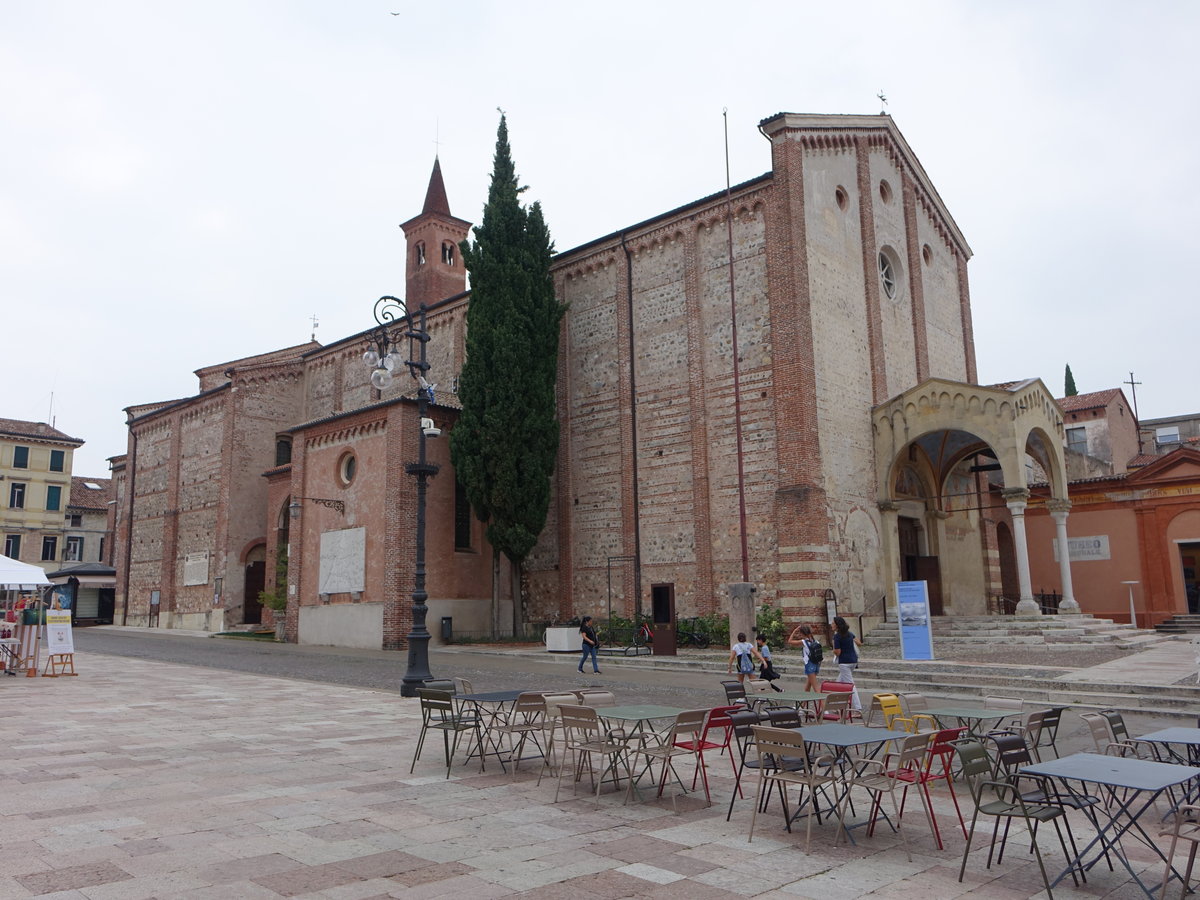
[1021,751,1200,898]
[793,723,910,840]
[1136,727,1200,766]
[925,706,1015,737]
[457,689,527,772]
[599,705,689,794]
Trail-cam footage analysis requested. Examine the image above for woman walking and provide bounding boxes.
[831,616,862,710]
[786,623,822,693]
[578,615,600,675]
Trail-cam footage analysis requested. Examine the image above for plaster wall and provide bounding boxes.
[299,601,384,649]
[1026,505,1141,620]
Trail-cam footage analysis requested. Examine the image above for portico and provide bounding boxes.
[873,378,1080,616]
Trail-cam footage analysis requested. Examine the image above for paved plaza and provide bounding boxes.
[0,648,1189,899]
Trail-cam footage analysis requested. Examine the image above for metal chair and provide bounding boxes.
[673,705,739,802]
[1159,803,1200,899]
[748,725,838,853]
[625,708,710,812]
[984,696,1024,729]
[820,681,862,721]
[453,676,474,695]
[409,688,482,779]
[864,692,905,729]
[535,692,581,784]
[554,704,632,805]
[725,708,767,821]
[896,691,939,733]
[489,691,546,777]
[819,689,851,723]
[764,705,803,730]
[1079,711,1143,758]
[952,737,1078,897]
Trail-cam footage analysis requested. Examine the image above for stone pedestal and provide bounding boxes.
[729,582,756,646]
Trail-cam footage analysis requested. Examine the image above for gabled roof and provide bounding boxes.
[68,476,112,511]
[1057,388,1125,413]
[1124,446,1200,482]
[0,418,83,445]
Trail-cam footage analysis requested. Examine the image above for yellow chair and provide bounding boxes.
[865,692,905,729]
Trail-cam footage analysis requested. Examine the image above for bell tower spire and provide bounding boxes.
[400,158,471,313]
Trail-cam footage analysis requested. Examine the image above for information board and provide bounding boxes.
[44,610,74,655]
[896,580,935,660]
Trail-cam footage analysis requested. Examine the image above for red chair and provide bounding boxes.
[891,726,968,849]
[819,681,862,722]
[674,705,739,803]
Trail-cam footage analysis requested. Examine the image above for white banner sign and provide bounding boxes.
[1053,535,1111,562]
[183,551,210,586]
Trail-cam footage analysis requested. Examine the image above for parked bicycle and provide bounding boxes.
[675,617,711,649]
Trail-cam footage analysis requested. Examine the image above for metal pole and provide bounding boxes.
[399,304,438,697]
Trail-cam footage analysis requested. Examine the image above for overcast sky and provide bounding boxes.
[4,1,1197,476]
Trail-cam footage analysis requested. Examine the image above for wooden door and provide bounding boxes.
[914,556,943,616]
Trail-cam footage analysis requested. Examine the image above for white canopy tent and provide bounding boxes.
[0,555,51,589]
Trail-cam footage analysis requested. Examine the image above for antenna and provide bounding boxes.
[310,315,319,342]
[1124,371,1143,453]
[877,90,888,115]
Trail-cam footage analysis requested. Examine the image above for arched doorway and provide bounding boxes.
[996,521,1018,614]
[244,544,266,625]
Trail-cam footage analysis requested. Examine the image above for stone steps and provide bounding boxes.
[1155,615,1200,634]
[866,615,1162,648]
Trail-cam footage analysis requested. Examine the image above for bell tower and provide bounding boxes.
[400,158,471,314]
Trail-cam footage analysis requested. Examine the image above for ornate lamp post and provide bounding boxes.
[365,296,439,697]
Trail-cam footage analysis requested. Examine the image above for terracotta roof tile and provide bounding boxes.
[1127,453,1159,468]
[68,476,112,510]
[1057,389,1122,413]
[0,417,83,444]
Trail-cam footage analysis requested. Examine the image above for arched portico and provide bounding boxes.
[873,377,1080,616]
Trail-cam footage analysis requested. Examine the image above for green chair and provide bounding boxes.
[410,688,482,779]
[953,737,1078,898]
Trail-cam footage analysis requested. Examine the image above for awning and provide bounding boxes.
[0,554,51,588]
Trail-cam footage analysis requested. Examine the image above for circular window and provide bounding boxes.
[835,186,848,210]
[337,452,357,486]
[922,243,933,266]
[879,180,893,204]
[878,249,901,300]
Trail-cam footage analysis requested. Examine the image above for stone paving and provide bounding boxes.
[0,651,1188,898]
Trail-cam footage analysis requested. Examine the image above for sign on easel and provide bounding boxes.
[897,580,935,661]
[42,610,76,676]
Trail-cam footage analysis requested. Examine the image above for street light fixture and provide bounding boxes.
[288,497,346,519]
[367,295,439,697]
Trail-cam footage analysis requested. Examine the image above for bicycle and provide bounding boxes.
[675,617,711,649]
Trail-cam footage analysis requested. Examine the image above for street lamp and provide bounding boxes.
[288,497,346,518]
[366,295,439,697]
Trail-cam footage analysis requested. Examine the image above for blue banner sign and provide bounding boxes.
[896,581,934,660]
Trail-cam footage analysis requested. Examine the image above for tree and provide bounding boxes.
[451,114,565,637]
[1065,364,1078,397]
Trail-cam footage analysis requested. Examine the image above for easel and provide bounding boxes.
[42,653,77,677]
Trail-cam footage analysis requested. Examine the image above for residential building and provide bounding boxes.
[0,417,83,574]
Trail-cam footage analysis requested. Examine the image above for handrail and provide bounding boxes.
[857,594,889,644]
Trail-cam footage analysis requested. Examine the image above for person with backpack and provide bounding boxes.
[727,632,763,685]
[786,623,823,692]
[754,633,784,692]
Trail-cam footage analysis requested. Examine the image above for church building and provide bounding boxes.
[112,113,1094,648]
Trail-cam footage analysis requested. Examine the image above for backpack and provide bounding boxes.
[807,639,824,664]
[737,652,754,674]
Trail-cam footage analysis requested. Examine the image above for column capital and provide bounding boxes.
[877,500,900,513]
[1001,487,1031,503]
[929,509,951,520]
[1046,498,1072,514]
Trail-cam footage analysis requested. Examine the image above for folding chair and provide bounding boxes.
[952,737,1078,895]
[626,708,710,812]
[864,692,905,729]
[554,704,632,805]
[748,725,838,853]
[725,708,766,821]
[673,705,739,802]
[896,691,939,733]
[409,688,482,779]
[983,696,1024,729]
[820,681,862,721]
[489,691,546,777]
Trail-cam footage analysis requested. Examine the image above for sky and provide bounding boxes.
[3,1,1197,477]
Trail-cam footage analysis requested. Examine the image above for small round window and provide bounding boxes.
[879,249,899,300]
[922,243,933,266]
[835,186,848,210]
[879,179,894,204]
[337,452,357,486]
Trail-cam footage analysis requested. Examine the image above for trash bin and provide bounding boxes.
[440,616,452,643]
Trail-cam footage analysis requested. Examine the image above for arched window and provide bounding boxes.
[415,242,426,266]
[442,242,455,266]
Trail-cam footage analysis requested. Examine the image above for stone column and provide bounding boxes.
[1048,498,1081,614]
[1004,487,1040,616]
[877,501,900,614]
[729,582,757,645]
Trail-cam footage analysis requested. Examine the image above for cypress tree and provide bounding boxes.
[451,114,565,636]
[1065,364,1078,397]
